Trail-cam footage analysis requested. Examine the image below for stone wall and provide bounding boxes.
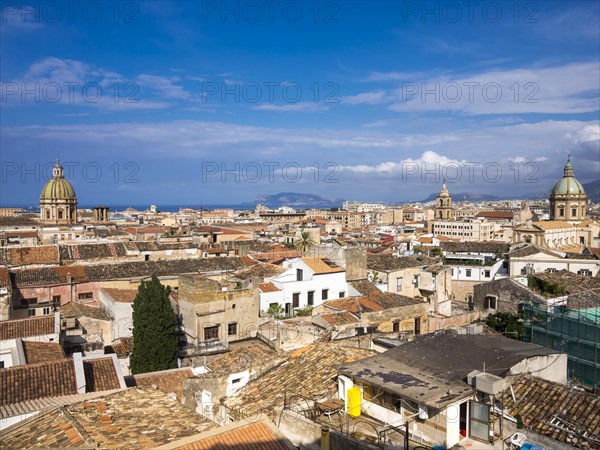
[473,278,544,315]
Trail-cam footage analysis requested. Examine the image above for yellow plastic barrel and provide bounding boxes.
[347,387,361,417]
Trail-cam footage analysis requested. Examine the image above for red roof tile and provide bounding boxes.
[0,315,55,340]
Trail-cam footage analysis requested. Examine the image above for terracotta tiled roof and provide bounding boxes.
[22,341,65,364]
[476,210,514,219]
[0,359,77,406]
[59,242,128,261]
[109,337,134,358]
[259,282,282,293]
[532,270,600,295]
[129,367,194,401]
[0,245,58,267]
[533,220,576,230]
[101,288,138,303]
[206,344,280,376]
[321,311,359,326]
[174,420,292,450]
[367,254,439,271]
[0,266,10,290]
[301,257,344,274]
[240,255,259,266]
[0,315,55,340]
[66,387,215,449]
[349,280,422,308]
[12,258,245,287]
[0,387,216,450]
[0,408,91,448]
[323,296,383,314]
[83,358,121,392]
[10,265,87,287]
[59,302,110,321]
[237,262,285,281]
[499,376,600,449]
[224,343,374,418]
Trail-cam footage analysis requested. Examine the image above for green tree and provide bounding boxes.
[267,303,285,319]
[130,275,178,374]
[484,312,524,340]
[295,230,317,254]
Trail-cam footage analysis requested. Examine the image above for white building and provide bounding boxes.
[431,218,496,241]
[509,245,600,277]
[99,288,137,341]
[258,257,348,316]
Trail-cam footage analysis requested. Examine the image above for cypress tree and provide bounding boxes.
[130,275,178,374]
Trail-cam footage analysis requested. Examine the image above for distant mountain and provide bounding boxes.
[583,180,600,203]
[241,192,343,209]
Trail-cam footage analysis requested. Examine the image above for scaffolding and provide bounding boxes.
[523,299,600,389]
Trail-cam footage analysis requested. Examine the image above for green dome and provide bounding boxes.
[40,159,77,201]
[551,177,586,195]
[551,158,586,195]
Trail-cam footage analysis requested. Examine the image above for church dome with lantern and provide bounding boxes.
[549,157,587,223]
[39,158,78,224]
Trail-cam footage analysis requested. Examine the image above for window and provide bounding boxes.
[571,208,577,217]
[578,269,592,277]
[465,269,472,277]
[396,277,403,291]
[307,291,314,305]
[78,292,93,300]
[413,275,419,287]
[321,289,329,300]
[484,270,491,278]
[559,207,564,217]
[296,269,303,281]
[546,268,557,273]
[28,309,35,317]
[231,377,242,384]
[46,210,50,219]
[292,293,300,308]
[339,291,345,298]
[484,296,497,310]
[232,303,236,309]
[58,210,63,219]
[393,321,400,332]
[204,325,219,341]
[228,322,237,336]
[52,295,61,303]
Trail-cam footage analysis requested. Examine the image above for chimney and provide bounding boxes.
[66,272,72,284]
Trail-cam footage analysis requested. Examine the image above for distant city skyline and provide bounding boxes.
[1,1,599,205]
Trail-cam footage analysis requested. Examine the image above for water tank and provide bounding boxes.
[347,387,361,417]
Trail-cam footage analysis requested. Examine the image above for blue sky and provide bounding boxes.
[1,0,599,207]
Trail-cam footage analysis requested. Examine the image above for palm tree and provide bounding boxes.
[295,230,317,255]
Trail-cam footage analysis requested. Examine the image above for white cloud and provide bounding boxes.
[340,91,387,105]
[252,102,330,112]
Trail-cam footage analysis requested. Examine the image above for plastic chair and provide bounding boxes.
[510,432,527,449]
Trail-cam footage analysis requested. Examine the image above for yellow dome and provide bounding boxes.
[40,160,77,201]
[40,177,76,200]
